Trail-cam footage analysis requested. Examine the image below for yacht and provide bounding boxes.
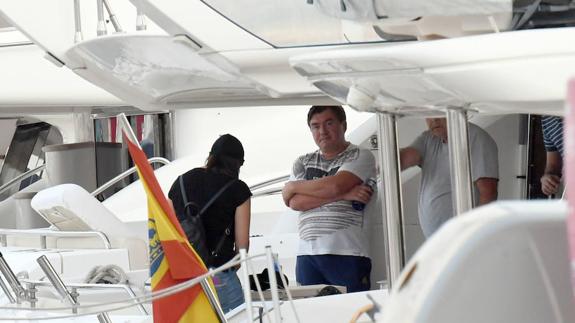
[0,1,573,322]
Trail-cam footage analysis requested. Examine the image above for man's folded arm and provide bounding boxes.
[288,194,340,211]
[284,171,362,203]
[289,186,373,212]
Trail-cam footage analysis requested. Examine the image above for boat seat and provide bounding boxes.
[30,184,147,269]
[382,200,575,323]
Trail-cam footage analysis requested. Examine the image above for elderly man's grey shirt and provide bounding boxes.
[409,123,498,237]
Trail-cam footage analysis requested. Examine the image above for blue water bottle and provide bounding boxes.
[352,178,377,211]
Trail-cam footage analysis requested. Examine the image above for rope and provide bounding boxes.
[84,265,127,284]
[349,303,374,323]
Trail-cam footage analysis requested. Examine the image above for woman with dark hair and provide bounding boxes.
[168,134,251,313]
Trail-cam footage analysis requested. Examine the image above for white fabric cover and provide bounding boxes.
[30,184,144,241]
[382,200,575,323]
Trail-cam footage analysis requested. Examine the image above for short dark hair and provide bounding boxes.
[307,105,346,126]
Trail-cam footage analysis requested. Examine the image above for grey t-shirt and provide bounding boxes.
[409,123,498,237]
[289,144,376,257]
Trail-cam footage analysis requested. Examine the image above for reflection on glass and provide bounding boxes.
[203,0,384,47]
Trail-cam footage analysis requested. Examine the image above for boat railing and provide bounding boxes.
[76,0,145,43]
[250,175,289,199]
[249,175,289,191]
[0,229,111,250]
[0,246,302,323]
[252,187,283,198]
[91,157,170,197]
[249,174,384,199]
[18,279,148,315]
[0,164,46,196]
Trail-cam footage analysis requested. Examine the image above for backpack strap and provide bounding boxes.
[178,175,237,258]
[198,179,236,216]
[179,175,236,217]
[178,175,190,210]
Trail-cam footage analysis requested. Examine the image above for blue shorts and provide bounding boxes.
[296,255,371,293]
[213,269,244,313]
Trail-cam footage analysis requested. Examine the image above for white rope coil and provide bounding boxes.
[84,265,127,285]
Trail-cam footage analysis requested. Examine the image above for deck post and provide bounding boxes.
[446,108,473,215]
[265,246,282,323]
[73,111,94,142]
[239,249,254,323]
[376,113,405,287]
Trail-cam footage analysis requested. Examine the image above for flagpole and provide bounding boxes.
[201,279,227,322]
[117,113,141,149]
[118,112,228,322]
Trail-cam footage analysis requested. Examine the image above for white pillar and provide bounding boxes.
[72,111,94,143]
[446,108,473,215]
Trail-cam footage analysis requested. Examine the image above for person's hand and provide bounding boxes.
[342,184,373,204]
[541,174,561,196]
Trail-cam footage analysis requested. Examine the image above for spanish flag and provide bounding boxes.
[125,135,219,323]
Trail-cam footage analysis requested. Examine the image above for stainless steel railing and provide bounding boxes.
[19,279,148,315]
[252,187,283,198]
[91,157,170,197]
[249,175,289,191]
[249,175,289,199]
[0,250,291,321]
[0,164,46,196]
[0,229,111,249]
[102,0,123,33]
[0,161,281,251]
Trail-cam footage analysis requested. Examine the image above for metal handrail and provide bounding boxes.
[92,158,280,198]
[91,157,170,197]
[252,187,283,198]
[0,164,46,196]
[0,229,111,249]
[103,0,123,33]
[250,175,382,198]
[73,0,83,43]
[19,279,148,315]
[96,0,107,36]
[250,175,289,191]
[0,251,289,320]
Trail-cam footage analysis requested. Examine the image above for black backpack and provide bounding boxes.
[178,175,236,266]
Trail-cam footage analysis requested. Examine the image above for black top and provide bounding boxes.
[168,168,251,267]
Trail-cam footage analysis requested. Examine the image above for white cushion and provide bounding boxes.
[30,184,143,241]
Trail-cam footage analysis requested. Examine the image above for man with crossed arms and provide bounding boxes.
[283,105,376,292]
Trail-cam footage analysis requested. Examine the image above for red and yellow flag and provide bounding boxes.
[125,135,219,323]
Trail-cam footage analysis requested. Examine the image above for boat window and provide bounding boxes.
[201,0,387,47]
